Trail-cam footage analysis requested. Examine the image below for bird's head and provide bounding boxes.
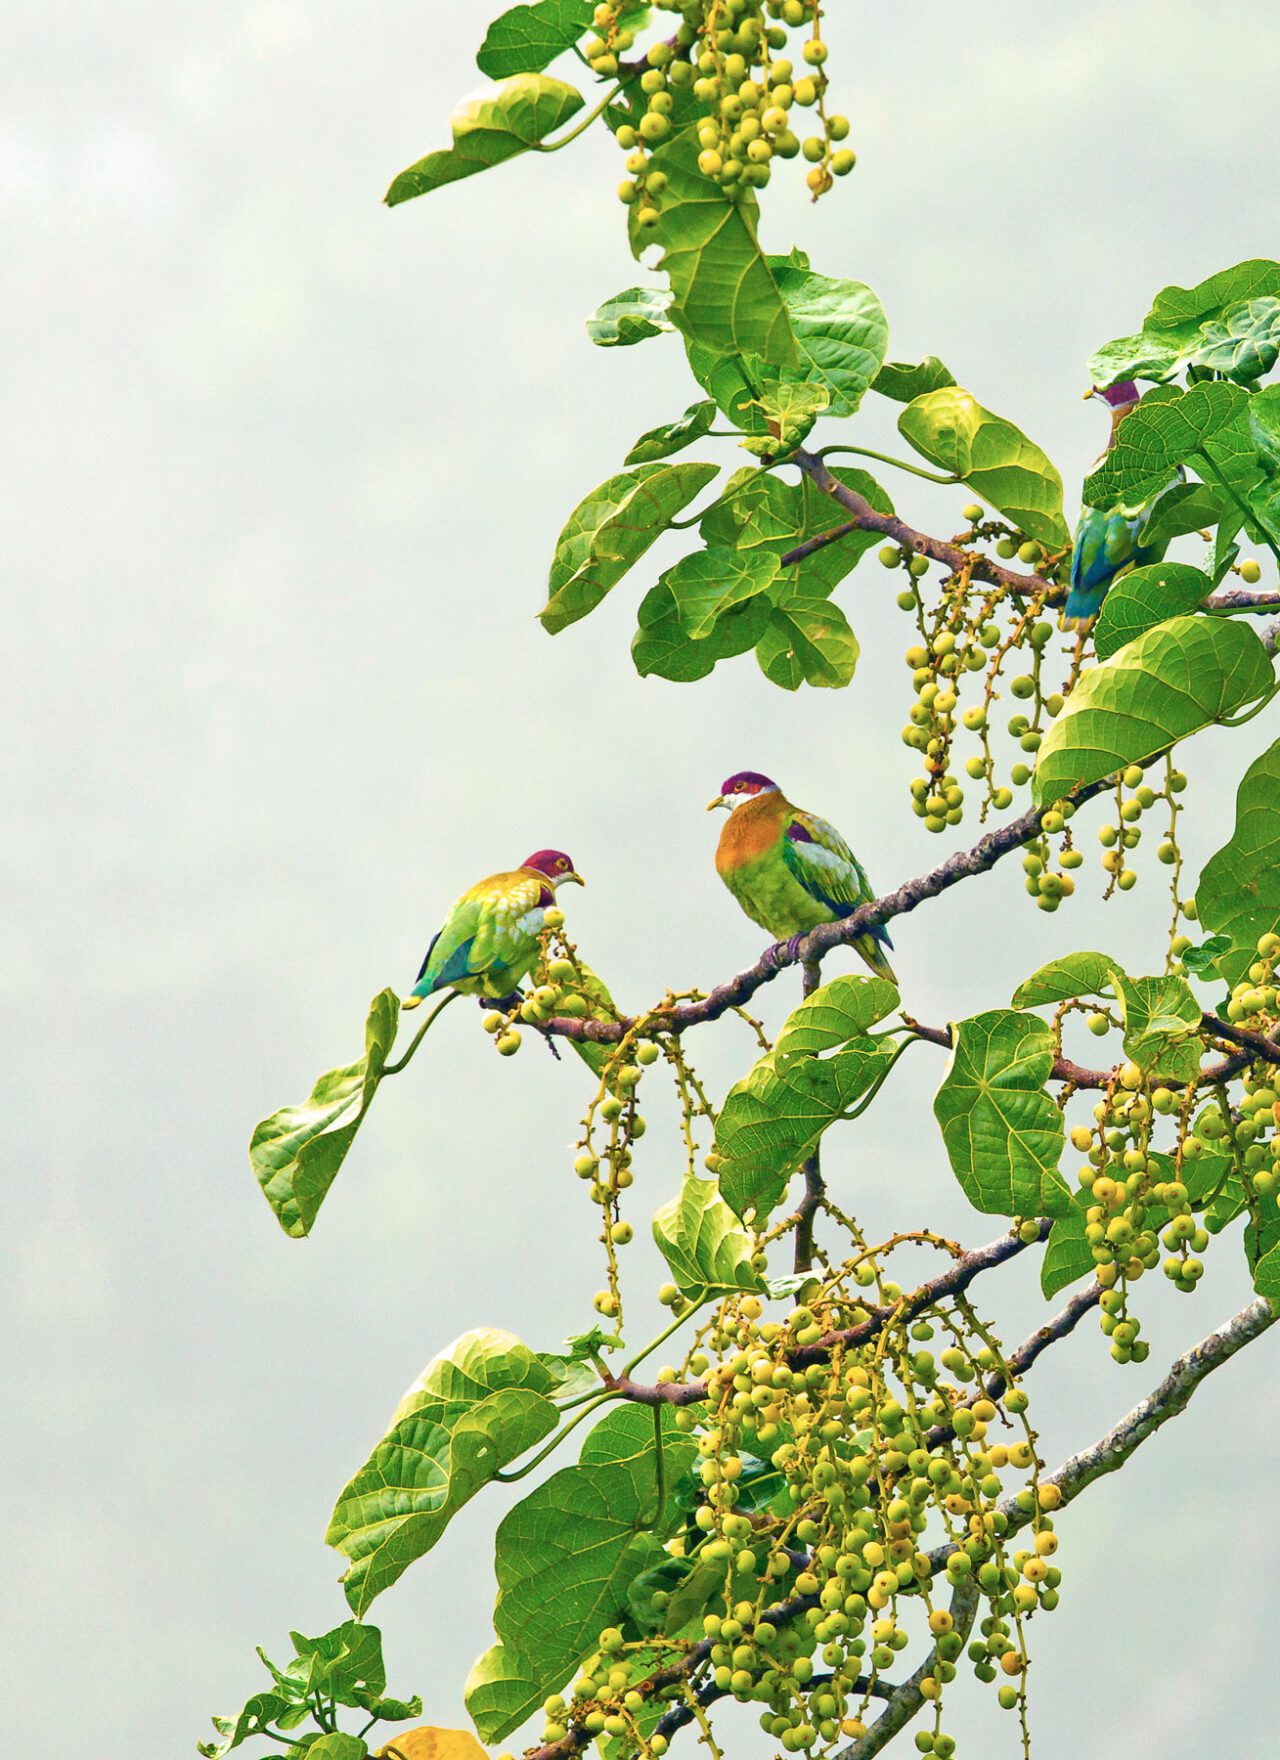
[707,770,781,813]
[521,849,585,888]
[1086,380,1142,424]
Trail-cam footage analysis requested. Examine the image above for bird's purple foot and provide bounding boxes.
[772,934,807,967]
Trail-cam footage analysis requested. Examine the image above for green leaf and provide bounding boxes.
[1032,616,1274,807]
[871,356,956,403]
[1135,481,1229,551]
[625,400,718,465]
[662,545,780,637]
[685,264,887,436]
[1194,298,1280,383]
[1083,382,1255,507]
[898,386,1069,547]
[476,1,594,77]
[1181,933,1233,978]
[702,465,894,599]
[1197,737,1280,987]
[491,1407,697,1700]
[716,976,900,1221]
[578,1401,699,1506]
[1245,1206,1280,1303]
[276,1622,389,1710]
[464,1644,546,1746]
[631,135,796,367]
[1040,1200,1095,1299]
[746,381,831,453]
[933,1011,1072,1221]
[1087,327,1187,389]
[555,960,625,1088]
[756,597,858,690]
[307,1740,367,1760]
[586,285,675,347]
[1011,952,1120,1009]
[386,76,585,206]
[1090,262,1280,387]
[1092,562,1211,659]
[250,989,400,1239]
[200,1694,295,1757]
[541,461,718,633]
[631,582,769,682]
[652,1174,768,1297]
[764,256,889,417]
[1152,260,1280,328]
[327,1330,559,1615]
[538,1326,618,1399]
[1111,970,1202,1082]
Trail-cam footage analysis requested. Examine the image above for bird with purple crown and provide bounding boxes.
[707,772,896,981]
[1062,380,1180,632]
[403,848,584,1007]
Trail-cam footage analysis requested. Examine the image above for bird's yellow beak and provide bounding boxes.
[707,795,728,812]
[1082,386,1098,401]
[560,871,585,887]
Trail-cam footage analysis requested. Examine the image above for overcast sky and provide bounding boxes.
[6,4,1280,1757]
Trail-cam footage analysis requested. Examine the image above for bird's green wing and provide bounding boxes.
[781,809,878,919]
[415,888,486,994]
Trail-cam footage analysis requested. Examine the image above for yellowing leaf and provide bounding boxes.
[377,1728,488,1760]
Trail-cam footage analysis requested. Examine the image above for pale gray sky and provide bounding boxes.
[6,4,1280,1756]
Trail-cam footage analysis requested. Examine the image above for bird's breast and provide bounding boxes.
[716,799,784,874]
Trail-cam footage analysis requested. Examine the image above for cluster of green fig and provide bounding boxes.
[885,523,1075,833]
[478,905,579,1056]
[585,0,852,225]
[1092,760,1188,901]
[536,1247,1063,1760]
[1066,930,1280,1350]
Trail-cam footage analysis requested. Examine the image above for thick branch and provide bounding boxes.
[909,1009,1280,1091]
[611,1224,1049,1408]
[534,1287,1268,1760]
[927,1292,1276,1580]
[787,449,1280,621]
[788,450,1057,598]
[544,782,1112,1048]
[835,1578,981,1760]
[794,956,826,1274]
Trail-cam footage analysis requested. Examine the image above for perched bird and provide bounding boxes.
[1062,380,1179,632]
[403,849,584,1007]
[708,772,895,981]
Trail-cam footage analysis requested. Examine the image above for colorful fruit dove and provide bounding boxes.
[707,772,896,981]
[1062,381,1181,632]
[403,849,584,1007]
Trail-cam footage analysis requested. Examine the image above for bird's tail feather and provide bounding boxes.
[856,935,898,986]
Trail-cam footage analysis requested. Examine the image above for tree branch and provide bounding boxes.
[786,449,1280,621]
[544,781,1113,1048]
[927,1292,1276,1582]
[610,1223,1049,1408]
[835,1578,981,1760]
[533,1288,1270,1760]
[788,450,1057,598]
[794,956,826,1274]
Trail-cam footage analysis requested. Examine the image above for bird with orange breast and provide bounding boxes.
[707,772,895,980]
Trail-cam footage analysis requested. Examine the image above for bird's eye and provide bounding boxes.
[558,858,568,870]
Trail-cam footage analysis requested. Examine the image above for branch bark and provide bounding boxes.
[544,779,1114,1048]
